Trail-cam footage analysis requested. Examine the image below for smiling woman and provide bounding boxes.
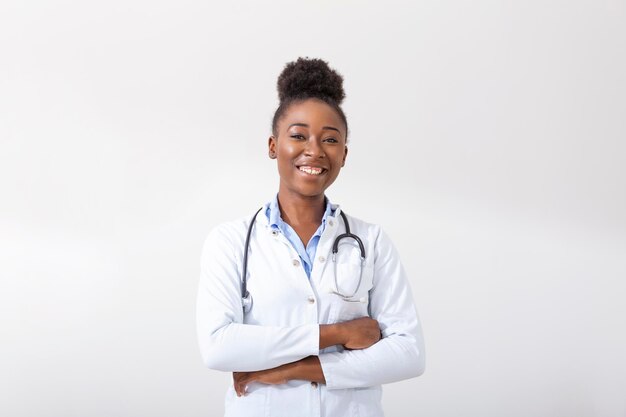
[269,98,347,235]
[196,57,425,417]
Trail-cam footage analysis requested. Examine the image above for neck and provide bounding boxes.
[277,188,326,227]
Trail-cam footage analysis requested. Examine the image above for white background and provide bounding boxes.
[1,1,625,416]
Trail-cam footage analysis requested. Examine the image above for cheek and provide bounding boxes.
[276,143,297,159]
[332,152,347,167]
[276,155,295,177]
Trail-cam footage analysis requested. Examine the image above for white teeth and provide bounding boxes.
[299,166,323,175]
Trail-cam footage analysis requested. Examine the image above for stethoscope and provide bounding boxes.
[241,207,366,313]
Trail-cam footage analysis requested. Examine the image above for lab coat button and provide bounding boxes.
[318,256,325,263]
[271,230,278,237]
[307,296,315,304]
[292,259,300,267]
[311,382,318,388]
[328,220,334,227]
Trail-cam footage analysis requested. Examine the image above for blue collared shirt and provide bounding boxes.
[265,194,333,278]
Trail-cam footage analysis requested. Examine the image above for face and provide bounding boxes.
[268,99,348,200]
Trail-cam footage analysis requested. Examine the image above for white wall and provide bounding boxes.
[1,1,625,416]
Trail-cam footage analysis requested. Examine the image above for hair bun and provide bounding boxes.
[277,57,345,104]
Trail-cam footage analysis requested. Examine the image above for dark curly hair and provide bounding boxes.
[271,57,348,139]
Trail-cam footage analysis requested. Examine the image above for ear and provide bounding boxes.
[268,136,277,159]
[341,145,348,167]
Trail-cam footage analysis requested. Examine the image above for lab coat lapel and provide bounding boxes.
[309,204,342,289]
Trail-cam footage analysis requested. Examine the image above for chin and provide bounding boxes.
[299,189,326,198]
[291,186,327,198]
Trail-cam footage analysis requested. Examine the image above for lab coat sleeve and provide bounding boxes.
[318,228,426,389]
[196,223,320,372]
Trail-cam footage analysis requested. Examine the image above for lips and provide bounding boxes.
[297,165,327,176]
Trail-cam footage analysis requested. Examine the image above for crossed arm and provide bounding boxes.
[232,317,381,396]
[198,224,425,395]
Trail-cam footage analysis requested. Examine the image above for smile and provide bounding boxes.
[297,166,327,176]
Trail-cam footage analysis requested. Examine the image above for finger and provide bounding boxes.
[235,381,244,397]
[234,377,244,396]
[236,377,250,397]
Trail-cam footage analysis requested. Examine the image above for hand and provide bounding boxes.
[320,317,381,350]
[338,317,381,350]
[232,357,325,396]
[233,365,289,397]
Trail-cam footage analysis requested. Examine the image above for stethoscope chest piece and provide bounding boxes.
[242,290,253,313]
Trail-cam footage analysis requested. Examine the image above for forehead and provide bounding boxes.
[279,99,345,134]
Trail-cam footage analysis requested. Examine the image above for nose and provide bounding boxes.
[304,137,325,158]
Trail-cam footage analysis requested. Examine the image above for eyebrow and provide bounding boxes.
[288,123,341,134]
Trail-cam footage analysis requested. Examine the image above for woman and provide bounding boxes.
[197,57,425,417]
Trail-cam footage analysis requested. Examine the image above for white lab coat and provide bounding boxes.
[196,202,425,417]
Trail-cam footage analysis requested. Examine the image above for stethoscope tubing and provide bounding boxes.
[241,207,365,312]
[241,207,262,310]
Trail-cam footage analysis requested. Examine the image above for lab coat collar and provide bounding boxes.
[254,198,342,230]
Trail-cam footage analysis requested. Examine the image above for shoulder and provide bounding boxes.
[201,213,259,261]
[205,216,249,242]
[338,209,384,243]
[338,208,399,265]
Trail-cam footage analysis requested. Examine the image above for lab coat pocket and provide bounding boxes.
[330,263,374,322]
[224,383,269,417]
[353,386,383,417]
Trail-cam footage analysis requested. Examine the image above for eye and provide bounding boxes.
[290,134,306,140]
[323,137,338,143]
